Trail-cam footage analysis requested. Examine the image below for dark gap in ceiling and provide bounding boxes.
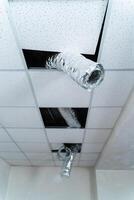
[51,143,82,153]
[40,108,88,128]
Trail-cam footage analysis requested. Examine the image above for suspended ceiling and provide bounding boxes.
[0,0,134,168]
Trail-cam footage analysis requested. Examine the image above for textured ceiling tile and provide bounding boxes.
[0,152,26,160]
[99,0,134,69]
[80,153,99,161]
[17,142,50,153]
[25,152,52,161]
[0,0,24,69]
[86,107,122,128]
[8,160,31,166]
[30,71,91,107]
[51,143,63,150]
[46,128,84,143]
[96,89,134,170]
[0,142,20,152]
[92,71,134,107]
[7,128,47,143]
[0,108,43,128]
[9,0,107,54]
[30,160,54,166]
[0,72,35,106]
[84,129,111,143]
[0,128,12,142]
[82,143,104,153]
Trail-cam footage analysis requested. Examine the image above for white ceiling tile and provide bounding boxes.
[80,153,99,161]
[84,129,111,143]
[51,143,63,150]
[25,152,52,160]
[0,142,19,152]
[86,107,122,128]
[8,160,31,166]
[79,160,96,167]
[0,128,12,142]
[0,0,24,70]
[46,128,84,143]
[7,128,47,143]
[99,0,134,69]
[82,143,104,153]
[0,108,43,128]
[0,72,35,106]
[31,160,54,166]
[30,71,91,107]
[96,90,134,170]
[17,142,50,153]
[0,152,26,160]
[10,0,106,54]
[92,71,134,107]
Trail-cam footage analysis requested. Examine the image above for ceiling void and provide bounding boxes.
[40,108,88,128]
[9,0,107,54]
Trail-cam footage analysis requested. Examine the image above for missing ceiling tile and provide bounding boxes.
[40,108,88,128]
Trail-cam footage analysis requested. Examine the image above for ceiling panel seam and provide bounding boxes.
[0,123,32,165]
[5,0,56,166]
[78,90,94,166]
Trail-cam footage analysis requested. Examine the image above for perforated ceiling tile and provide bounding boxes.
[0,108,43,128]
[9,0,107,54]
[0,128,12,142]
[30,71,91,107]
[25,152,52,161]
[0,152,26,160]
[96,89,134,170]
[80,153,99,161]
[99,0,134,69]
[0,142,19,152]
[30,160,54,166]
[84,129,111,143]
[17,142,50,153]
[0,72,35,106]
[8,160,31,166]
[46,129,84,143]
[86,107,122,129]
[92,71,134,107]
[0,0,24,69]
[7,128,47,143]
[82,143,104,153]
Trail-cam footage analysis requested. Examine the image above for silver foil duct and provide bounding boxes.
[58,108,81,128]
[57,144,81,177]
[46,52,105,90]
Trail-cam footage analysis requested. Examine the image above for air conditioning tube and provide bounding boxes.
[61,152,74,177]
[46,52,105,90]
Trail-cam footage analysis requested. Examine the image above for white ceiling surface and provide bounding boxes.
[0,0,133,168]
[95,0,134,169]
[9,0,107,54]
[98,0,134,69]
[0,0,24,69]
[96,88,134,170]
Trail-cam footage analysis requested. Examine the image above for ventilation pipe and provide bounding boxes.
[57,144,80,177]
[46,52,105,90]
